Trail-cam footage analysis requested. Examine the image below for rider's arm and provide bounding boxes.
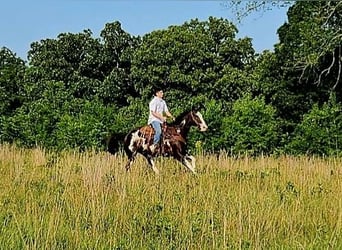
[165,111,174,121]
[151,111,166,122]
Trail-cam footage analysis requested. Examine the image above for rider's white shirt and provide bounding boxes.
[148,96,169,124]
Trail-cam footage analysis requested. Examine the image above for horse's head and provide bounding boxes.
[172,107,208,135]
[189,109,208,132]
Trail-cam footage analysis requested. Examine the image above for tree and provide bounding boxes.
[27,22,139,105]
[243,1,342,138]
[221,94,280,155]
[131,17,255,105]
[55,99,115,151]
[99,21,141,106]
[223,0,291,21]
[0,47,26,115]
[27,30,105,99]
[251,49,322,133]
[228,1,342,90]
[277,1,342,90]
[288,94,342,156]
[1,81,75,147]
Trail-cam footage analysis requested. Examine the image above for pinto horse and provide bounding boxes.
[122,108,208,174]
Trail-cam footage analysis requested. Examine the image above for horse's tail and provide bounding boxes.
[106,132,126,155]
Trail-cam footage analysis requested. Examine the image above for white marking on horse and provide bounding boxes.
[139,137,149,150]
[128,130,141,152]
[187,155,196,169]
[196,111,208,132]
[183,156,196,174]
[150,158,159,174]
[181,120,186,126]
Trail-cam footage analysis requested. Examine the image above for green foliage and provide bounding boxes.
[188,99,229,152]
[100,67,136,107]
[276,1,342,94]
[0,81,69,147]
[1,5,342,156]
[54,100,114,151]
[287,94,342,156]
[222,94,279,155]
[27,24,138,103]
[214,64,253,101]
[277,2,341,84]
[110,98,148,134]
[0,80,116,150]
[0,47,26,115]
[131,17,255,101]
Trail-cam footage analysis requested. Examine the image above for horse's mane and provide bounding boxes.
[169,109,192,126]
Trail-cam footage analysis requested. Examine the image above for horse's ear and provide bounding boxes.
[192,103,205,112]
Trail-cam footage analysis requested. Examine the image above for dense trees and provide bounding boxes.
[131,17,254,104]
[0,48,26,115]
[1,1,341,155]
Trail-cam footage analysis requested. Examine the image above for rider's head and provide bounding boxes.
[154,87,164,98]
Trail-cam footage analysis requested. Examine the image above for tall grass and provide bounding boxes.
[0,144,341,249]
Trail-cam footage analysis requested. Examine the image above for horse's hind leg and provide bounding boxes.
[125,151,136,172]
[125,157,133,171]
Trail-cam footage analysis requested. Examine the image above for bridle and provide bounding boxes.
[176,110,205,132]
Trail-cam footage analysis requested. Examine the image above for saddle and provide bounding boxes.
[139,125,155,145]
[139,123,185,155]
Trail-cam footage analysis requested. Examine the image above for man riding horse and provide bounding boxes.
[106,85,208,174]
[148,87,175,154]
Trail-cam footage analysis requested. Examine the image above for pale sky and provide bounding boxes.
[0,1,289,61]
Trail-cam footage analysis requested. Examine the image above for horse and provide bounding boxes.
[119,108,208,174]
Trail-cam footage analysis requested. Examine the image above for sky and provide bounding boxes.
[1,1,289,61]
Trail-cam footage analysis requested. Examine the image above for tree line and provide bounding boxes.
[1,1,341,156]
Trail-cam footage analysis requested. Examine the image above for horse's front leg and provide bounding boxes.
[182,154,196,174]
[174,152,196,174]
[171,142,196,174]
[185,155,196,171]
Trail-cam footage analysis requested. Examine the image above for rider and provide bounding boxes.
[148,87,174,153]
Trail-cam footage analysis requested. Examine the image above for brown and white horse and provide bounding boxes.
[122,108,208,174]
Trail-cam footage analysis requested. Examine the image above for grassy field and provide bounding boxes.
[0,144,341,249]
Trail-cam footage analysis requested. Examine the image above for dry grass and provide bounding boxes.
[0,144,341,249]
